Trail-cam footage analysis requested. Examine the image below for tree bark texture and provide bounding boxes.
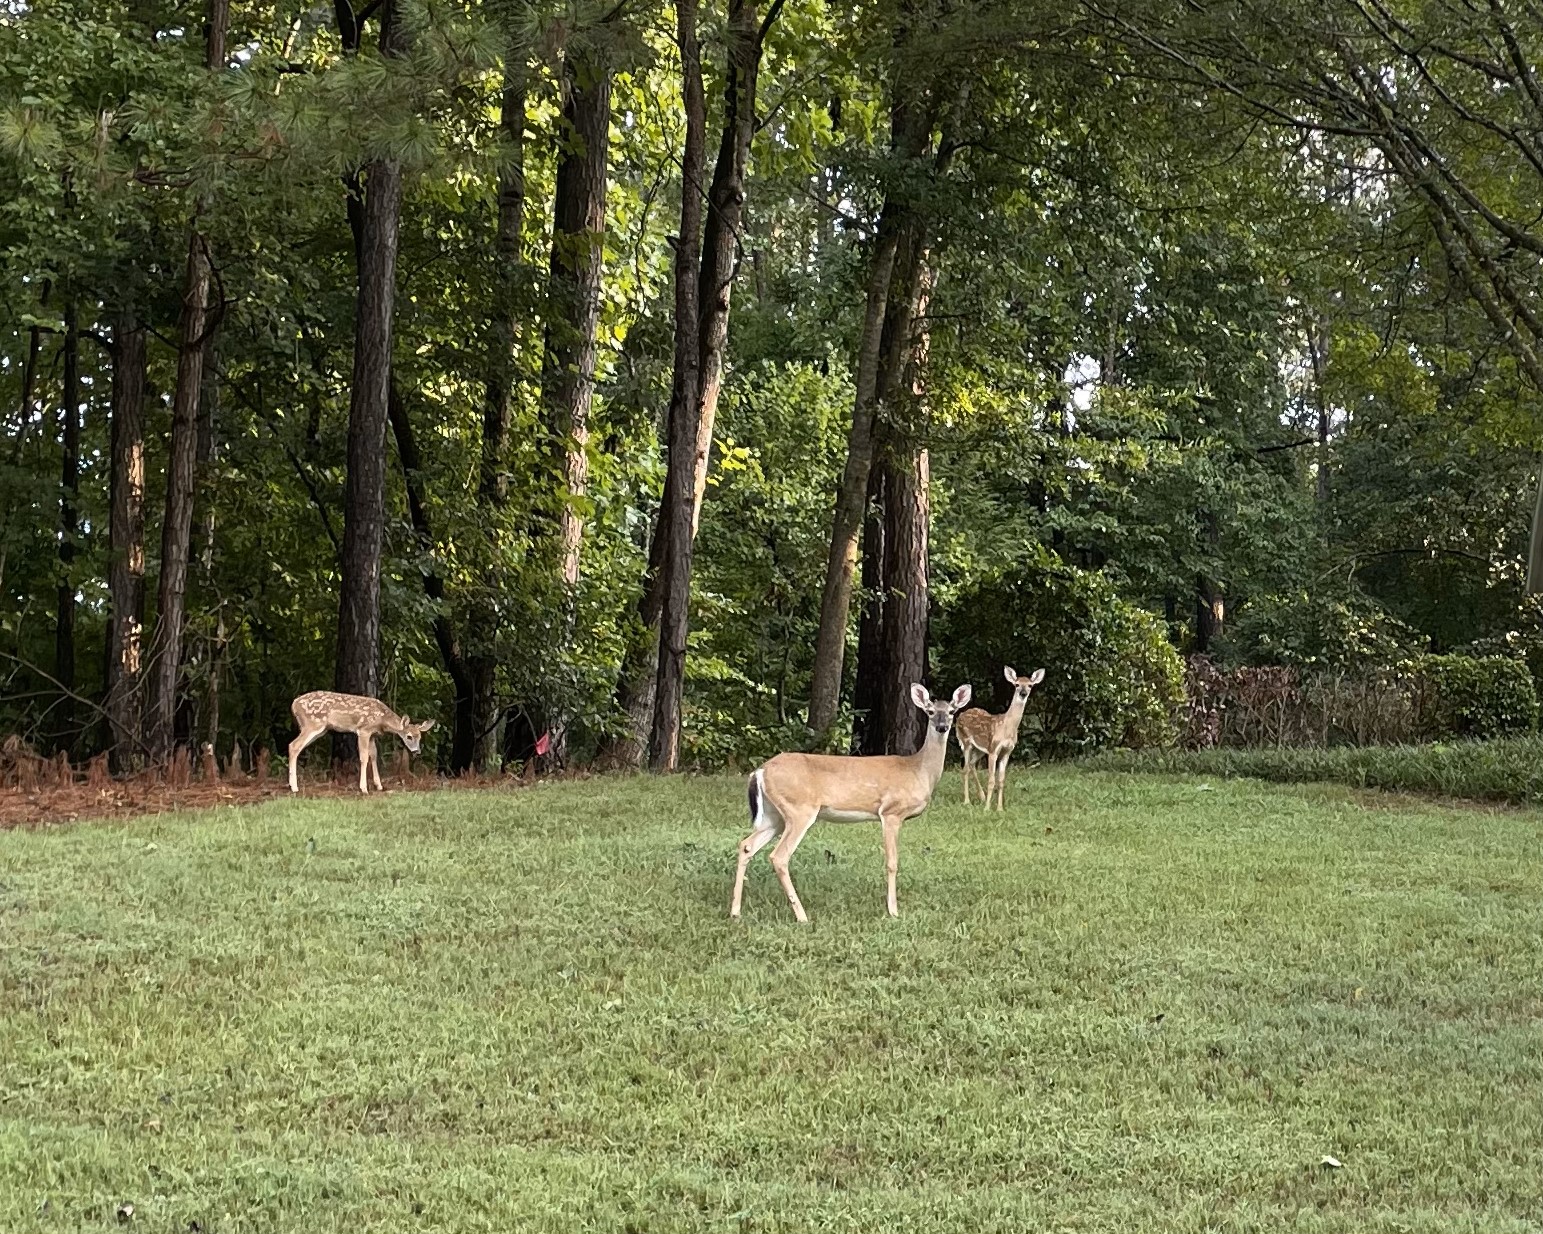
[457,46,530,773]
[647,0,708,773]
[806,78,938,737]
[144,0,227,762]
[688,0,766,533]
[541,43,612,589]
[388,381,477,770]
[145,232,212,761]
[107,314,147,771]
[334,166,403,706]
[54,299,80,753]
[334,0,409,765]
[609,0,782,769]
[854,250,934,756]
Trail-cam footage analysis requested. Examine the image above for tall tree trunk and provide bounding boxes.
[388,381,476,768]
[1307,316,1331,505]
[459,45,530,773]
[335,0,409,750]
[854,248,933,756]
[876,445,929,753]
[145,234,211,761]
[687,0,768,532]
[647,0,708,773]
[853,462,887,754]
[607,0,782,769]
[54,299,80,754]
[144,0,227,762]
[541,41,612,589]
[1194,511,1224,653]
[806,76,939,737]
[197,333,224,755]
[107,313,147,771]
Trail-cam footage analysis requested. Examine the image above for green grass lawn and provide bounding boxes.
[3,770,1543,1232]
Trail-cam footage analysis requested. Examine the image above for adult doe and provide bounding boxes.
[731,683,973,922]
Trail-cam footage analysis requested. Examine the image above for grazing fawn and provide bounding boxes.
[287,691,435,795]
[956,665,1045,811]
[732,683,973,922]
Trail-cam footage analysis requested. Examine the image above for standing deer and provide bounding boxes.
[731,682,973,922]
[956,665,1045,811]
[287,691,435,795]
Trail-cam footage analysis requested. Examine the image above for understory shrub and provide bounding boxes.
[1420,654,1539,739]
[1182,653,1537,749]
[933,556,1185,757]
[1084,737,1543,807]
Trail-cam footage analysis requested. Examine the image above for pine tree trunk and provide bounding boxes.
[1194,511,1224,652]
[388,382,475,769]
[541,43,612,590]
[807,70,957,738]
[335,157,403,711]
[648,0,707,773]
[608,0,781,769]
[197,333,223,755]
[805,213,904,737]
[54,299,80,754]
[854,251,932,756]
[107,314,147,771]
[688,0,765,534]
[334,0,410,767]
[853,462,887,755]
[144,0,227,763]
[145,233,212,761]
[877,446,929,754]
[1308,316,1331,504]
[462,46,529,773]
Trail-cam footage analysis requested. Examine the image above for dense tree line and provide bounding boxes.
[2,0,1541,773]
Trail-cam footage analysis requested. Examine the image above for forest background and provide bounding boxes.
[5,0,1543,776]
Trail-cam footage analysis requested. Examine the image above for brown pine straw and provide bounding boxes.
[0,734,552,831]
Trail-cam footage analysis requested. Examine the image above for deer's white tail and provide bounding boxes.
[747,766,767,829]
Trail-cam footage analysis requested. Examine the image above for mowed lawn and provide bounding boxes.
[3,771,1543,1233]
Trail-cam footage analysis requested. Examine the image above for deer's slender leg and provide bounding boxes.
[994,749,1011,811]
[961,744,975,804]
[357,733,373,794]
[970,745,989,806]
[730,818,781,919]
[768,807,819,923]
[288,724,325,794]
[369,740,385,791]
[881,813,904,917]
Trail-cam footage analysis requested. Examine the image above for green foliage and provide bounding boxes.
[5,777,1543,1229]
[1418,653,1539,741]
[1221,587,1425,672]
[1086,736,1543,807]
[933,554,1185,757]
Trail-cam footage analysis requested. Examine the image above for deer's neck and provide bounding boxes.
[1000,694,1028,735]
[910,723,950,791]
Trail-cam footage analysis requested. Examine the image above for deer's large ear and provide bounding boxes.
[951,683,973,709]
[1003,665,1018,685]
[1028,668,1046,686]
[910,683,932,710]
[419,719,436,732]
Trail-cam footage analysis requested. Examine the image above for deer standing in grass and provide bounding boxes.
[287,691,435,795]
[731,683,973,922]
[956,666,1045,810]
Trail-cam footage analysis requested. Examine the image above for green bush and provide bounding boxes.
[932,555,1185,757]
[1418,654,1539,739]
[1463,595,1543,703]
[1084,736,1543,807]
